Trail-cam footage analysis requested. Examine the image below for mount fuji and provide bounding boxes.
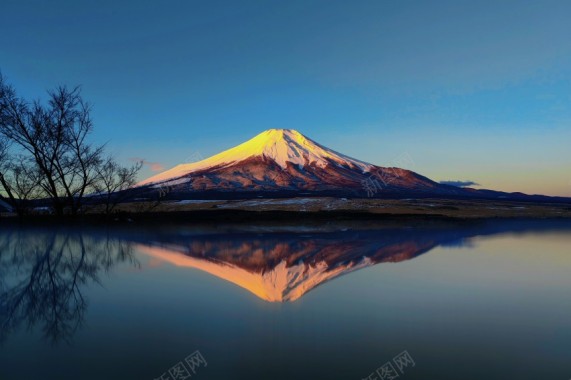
[136,129,559,201]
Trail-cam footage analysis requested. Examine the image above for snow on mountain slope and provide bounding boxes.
[132,128,561,200]
[139,129,374,186]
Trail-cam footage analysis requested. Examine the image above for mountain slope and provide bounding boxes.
[136,128,564,200]
[139,129,374,185]
[138,128,458,196]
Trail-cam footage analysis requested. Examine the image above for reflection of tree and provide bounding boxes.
[0,228,138,344]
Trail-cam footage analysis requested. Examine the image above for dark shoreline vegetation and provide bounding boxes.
[1,197,571,226]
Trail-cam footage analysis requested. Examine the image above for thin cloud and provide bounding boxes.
[439,180,480,188]
[130,157,165,172]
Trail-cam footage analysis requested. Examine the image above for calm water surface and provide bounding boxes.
[0,219,570,380]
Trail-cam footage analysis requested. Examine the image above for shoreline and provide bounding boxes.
[2,197,571,226]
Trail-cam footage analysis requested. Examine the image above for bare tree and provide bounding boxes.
[10,159,41,199]
[0,158,42,216]
[93,157,143,215]
[0,136,15,204]
[47,86,104,214]
[0,73,104,216]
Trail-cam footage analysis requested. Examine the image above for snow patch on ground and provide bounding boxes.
[218,198,322,208]
[176,200,225,205]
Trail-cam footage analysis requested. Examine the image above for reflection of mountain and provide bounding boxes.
[135,232,443,301]
[134,219,571,302]
[139,245,375,302]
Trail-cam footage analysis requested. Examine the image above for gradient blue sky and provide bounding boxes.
[1,0,570,195]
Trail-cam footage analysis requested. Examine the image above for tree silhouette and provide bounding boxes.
[0,72,142,217]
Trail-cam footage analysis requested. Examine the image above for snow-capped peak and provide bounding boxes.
[139,129,373,185]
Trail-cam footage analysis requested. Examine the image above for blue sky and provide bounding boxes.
[1,0,570,195]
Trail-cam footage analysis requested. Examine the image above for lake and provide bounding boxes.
[1,218,570,380]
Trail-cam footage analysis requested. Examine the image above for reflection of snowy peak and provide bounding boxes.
[138,244,373,302]
[134,232,439,302]
[129,220,571,302]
